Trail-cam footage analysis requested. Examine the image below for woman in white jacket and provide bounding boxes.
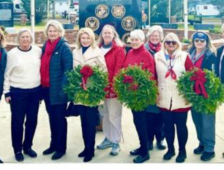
[73,27,107,163]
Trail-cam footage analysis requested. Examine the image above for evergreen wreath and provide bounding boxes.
[177,68,224,114]
[64,65,108,107]
[114,65,158,111]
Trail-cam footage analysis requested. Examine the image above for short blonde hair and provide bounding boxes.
[76,27,96,49]
[0,29,6,48]
[130,29,145,42]
[161,32,182,52]
[97,24,124,47]
[146,25,164,41]
[44,20,65,38]
[16,28,33,45]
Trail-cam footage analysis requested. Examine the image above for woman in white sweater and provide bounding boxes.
[4,28,42,162]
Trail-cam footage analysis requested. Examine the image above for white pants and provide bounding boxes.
[99,98,123,143]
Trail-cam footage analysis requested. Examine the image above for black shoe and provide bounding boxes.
[163,149,175,160]
[201,152,215,161]
[157,141,166,150]
[78,150,86,157]
[43,147,55,155]
[0,159,3,163]
[24,149,37,158]
[176,151,187,163]
[83,154,94,162]
[15,152,24,162]
[51,151,65,160]
[130,148,141,156]
[194,145,204,155]
[148,143,153,150]
[133,154,150,163]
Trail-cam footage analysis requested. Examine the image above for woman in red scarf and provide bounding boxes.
[41,20,73,161]
[142,25,166,151]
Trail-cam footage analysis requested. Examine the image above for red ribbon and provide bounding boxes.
[165,69,177,80]
[190,69,208,98]
[80,66,93,91]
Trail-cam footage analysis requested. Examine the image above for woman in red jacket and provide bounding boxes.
[96,25,126,156]
[124,29,155,163]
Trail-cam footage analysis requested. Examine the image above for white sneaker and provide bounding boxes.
[110,143,121,156]
[97,138,113,150]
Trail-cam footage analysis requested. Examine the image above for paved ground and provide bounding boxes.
[0,100,224,164]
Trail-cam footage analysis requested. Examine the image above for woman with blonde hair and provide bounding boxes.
[96,24,126,156]
[4,28,42,162]
[189,31,217,161]
[155,32,194,163]
[73,27,107,162]
[41,20,73,160]
[0,28,7,163]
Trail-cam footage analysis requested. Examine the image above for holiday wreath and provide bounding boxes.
[114,65,158,111]
[64,65,108,107]
[177,68,224,114]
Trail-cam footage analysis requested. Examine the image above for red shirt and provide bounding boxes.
[123,44,155,78]
[194,55,205,69]
[0,51,2,61]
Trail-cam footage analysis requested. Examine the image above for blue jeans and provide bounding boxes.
[191,109,215,153]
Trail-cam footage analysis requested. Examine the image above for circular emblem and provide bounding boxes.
[85,17,100,31]
[122,33,131,47]
[121,16,136,31]
[111,4,126,18]
[95,4,110,19]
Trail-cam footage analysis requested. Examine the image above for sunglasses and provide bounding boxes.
[194,39,206,43]
[165,41,177,45]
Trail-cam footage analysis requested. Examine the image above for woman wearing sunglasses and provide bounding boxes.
[188,32,217,161]
[155,32,194,163]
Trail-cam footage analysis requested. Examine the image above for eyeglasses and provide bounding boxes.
[165,41,177,45]
[194,39,206,43]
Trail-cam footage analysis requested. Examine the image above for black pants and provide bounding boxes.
[10,88,40,154]
[77,105,98,156]
[147,112,165,144]
[43,88,67,153]
[161,110,188,151]
[132,110,148,156]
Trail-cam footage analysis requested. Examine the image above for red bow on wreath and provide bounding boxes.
[123,74,134,84]
[190,69,208,98]
[80,65,93,90]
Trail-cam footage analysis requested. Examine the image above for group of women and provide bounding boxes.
[0,20,224,163]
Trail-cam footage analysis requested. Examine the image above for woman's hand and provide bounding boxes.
[5,97,11,104]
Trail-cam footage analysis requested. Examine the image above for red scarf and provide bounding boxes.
[41,37,60,87]
[148,42,161,52]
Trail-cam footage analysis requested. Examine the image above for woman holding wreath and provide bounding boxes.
[124,29,155,163]
[155,32,194,163]
[72,27,107,162]
[96,24,126,156]
[189,31,217,161]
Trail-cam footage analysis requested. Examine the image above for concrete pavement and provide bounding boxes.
[0,100,224,164]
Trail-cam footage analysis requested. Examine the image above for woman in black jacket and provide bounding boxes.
[189,31,217,162]
[0,29,7,164]
[41,20,73,160]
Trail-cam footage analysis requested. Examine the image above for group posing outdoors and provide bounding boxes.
[0,20,224,164]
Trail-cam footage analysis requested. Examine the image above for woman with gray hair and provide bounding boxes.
[41,20,73,161]
[4,28,42,162]
[144,25,166,151]
[155,32,194,163]
[123,29,155,163]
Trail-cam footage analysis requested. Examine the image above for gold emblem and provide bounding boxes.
[85,17,100,31]
[111,4,126,18]
[95,4,109,19]
[122,33,131,47]
[121,16,136,31]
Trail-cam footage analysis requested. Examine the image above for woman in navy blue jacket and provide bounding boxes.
[0,29,7,164]
[41,20,73,161]
[189,32,217,162]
